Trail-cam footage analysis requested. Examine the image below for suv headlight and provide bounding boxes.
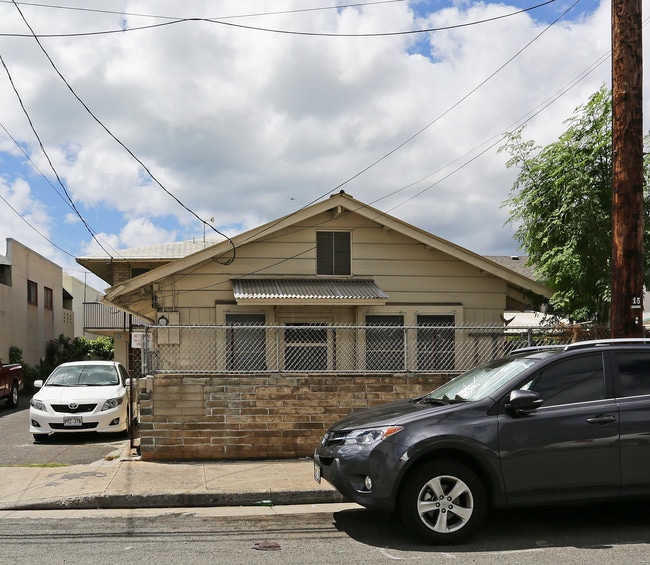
[101,397,124,411]
[343,426,403,446]
[30,398,46,412]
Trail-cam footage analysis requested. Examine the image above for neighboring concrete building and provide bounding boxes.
[62,273,104,338]
[76,192,553,461]
[0,239,74,366]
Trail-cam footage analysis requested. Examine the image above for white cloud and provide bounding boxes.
[0,0,636,278]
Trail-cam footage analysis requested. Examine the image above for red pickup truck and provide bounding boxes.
[0,361,23,408]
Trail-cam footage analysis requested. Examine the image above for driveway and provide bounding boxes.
[0,395,129,466]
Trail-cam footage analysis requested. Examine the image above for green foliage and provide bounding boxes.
[11,335,114,391]
[40,334,115,376]
[500,86,650,323]
[8,346,23,365]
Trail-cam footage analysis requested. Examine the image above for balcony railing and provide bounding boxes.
[83,302,149,331]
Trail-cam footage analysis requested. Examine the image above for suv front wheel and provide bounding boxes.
[398,460,486,544]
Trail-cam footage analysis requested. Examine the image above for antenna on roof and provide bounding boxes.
[203,217,215,244]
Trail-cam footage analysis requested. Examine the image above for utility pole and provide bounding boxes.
[611,0,644,337]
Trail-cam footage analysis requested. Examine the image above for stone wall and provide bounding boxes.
[137,373,448,461]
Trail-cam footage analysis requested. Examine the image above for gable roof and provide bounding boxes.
[103,191,551,305]
[77,239,220,286]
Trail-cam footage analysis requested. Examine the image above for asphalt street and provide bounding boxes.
[0,394,128,466]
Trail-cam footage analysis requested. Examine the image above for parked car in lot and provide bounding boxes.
[29,361,137,442]
[0,359,23,408]
[314,339,650,544]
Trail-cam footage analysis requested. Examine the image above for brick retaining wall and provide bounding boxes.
[138,373,449,461]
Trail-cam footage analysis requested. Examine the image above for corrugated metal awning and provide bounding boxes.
[232,279,388,305]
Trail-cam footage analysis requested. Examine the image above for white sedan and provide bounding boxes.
[29,361,137,442]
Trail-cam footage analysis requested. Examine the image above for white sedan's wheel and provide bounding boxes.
[399,460,486,544]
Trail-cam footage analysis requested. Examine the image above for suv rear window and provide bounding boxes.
[613,351,650,397]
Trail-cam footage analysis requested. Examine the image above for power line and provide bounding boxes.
[0,188,76,258]
[0,0,408,22]
[0,0,557,39]
[8,0,236,264]
[0,50,115,257]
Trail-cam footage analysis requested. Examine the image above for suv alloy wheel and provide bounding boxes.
[399,460,487,544]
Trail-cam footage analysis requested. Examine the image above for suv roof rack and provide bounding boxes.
[511,338,650,355]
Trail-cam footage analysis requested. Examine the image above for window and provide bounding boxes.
[284,323,328,371]
[520,354,605,407]
[226,314,266,371]
[417,315,455,371]
[27,280,37,305]
[131,268,150,279]
[317,231,351,275]
[0,264,10,286]
[613,352,650,397]
[44,287,53,310]
[366,315,404,371]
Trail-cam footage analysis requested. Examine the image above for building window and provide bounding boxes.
[27,280,38,305]
[316,231,351,275]
[226,314,266,371]
[0,264,11,286]
[44,287,53,310]
[366,315,404,371]
[417,315,455,371]
[131,268,150,278]
[284,323,328,371]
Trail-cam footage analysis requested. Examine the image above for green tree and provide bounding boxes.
[500,86,650,323]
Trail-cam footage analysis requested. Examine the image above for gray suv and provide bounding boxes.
[313,339,650,544]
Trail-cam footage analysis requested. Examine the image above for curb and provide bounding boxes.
[1,489,348,511]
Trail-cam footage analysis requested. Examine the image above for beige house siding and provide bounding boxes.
[143,211,511,326]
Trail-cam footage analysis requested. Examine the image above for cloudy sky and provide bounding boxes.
[0,0,641,291]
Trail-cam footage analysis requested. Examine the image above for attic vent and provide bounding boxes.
[510,256,520,260]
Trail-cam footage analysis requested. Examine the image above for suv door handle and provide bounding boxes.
[586,415,616,424]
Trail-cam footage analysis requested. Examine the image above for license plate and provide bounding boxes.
[63,416,83,427]
[314,462,321,484]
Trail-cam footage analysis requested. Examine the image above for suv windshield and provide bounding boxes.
[423,356,538,402]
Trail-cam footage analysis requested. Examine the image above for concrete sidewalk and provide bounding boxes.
[0,443,345,511]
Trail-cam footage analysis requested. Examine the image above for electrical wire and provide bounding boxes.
[0,189,76,258]
[0,0,408,21]
[0,0,557,39]
[8,0,236,264]
[0,50,115,257]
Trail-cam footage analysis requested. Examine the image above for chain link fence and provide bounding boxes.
[140,323,610,376]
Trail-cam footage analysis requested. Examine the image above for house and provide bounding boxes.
[0,239,74,366]
[79,192,552,460]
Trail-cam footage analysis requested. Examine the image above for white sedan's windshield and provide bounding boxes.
[426,357,538,402]
[46,365,119,387]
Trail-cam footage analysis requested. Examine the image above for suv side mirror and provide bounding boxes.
[506,389,543,415]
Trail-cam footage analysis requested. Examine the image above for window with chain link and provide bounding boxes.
[284,323,328,370]
[366,315,405,371]
[226,314,267,371]
[417,315,455,370]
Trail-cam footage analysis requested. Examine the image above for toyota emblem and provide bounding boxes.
[69,402,78,410]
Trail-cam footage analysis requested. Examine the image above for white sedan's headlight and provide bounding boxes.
[343,426,403,446]
[101,397,124,411]
[30,399,46,412]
